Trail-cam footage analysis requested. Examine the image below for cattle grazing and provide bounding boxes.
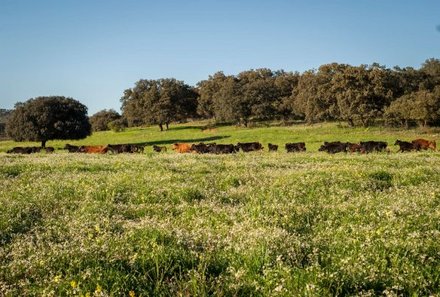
[64,144,82,153]
[79,145,108,154]
[359,141,388,153]
[268,143,278,152]
[318,141,348,154]
[394,140,416,152]
[172,143,192,153]
[411,138,436,151]
[152,145,167,153]
[236,142,263,152]
[285,142,306,152]
[45,147,55,153]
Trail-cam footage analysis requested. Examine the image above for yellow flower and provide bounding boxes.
[53,275,61,283]
[70,280,77,289]
[95,284,102,294]
[129,290,135,297]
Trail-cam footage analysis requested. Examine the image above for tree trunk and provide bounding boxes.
[159,123,163,131]
[41,140,46,148]
[166,122,169,130]
[347,118,354,127]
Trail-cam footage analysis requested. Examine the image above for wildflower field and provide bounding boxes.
[1,123,440,296]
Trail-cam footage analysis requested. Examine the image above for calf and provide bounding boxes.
[394,140,416,152]
[153,145,167,153]
[268,143,278,152]
[412,138,436,151]
[236,142,263,152]
[285,142,306,152]
[45,147,55,153]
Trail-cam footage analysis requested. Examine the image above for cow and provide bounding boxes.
[394,140,417,152]
[190,143,210,154]
[236,142,263,152]
[411,138,436,151]
[79,145,108,154]
[152,145,167,153]
[172,143,192,153]
[359,141,388,153]
[210,144,237,154]
[64,144,82,153]
[318,141,348,154]
[285,142,306,152]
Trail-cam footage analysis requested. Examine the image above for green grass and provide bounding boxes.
[0,121,439,152]
[1,122,440,296]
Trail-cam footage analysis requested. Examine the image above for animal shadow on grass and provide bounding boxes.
[166,125,204,131]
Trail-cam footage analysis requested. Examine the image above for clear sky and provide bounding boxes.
[1,0,439,114]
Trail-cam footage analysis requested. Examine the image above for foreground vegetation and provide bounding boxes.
[1,123,440,296]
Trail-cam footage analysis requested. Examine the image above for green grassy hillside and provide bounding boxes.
[1,123,440,296]
[0,121,439,152]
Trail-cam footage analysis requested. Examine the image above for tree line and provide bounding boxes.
[3,58,440,147]
[120,58,440,129]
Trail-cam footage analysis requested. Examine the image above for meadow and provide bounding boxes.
[1,122,440,296]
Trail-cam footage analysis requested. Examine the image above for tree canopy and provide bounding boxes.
[89,109,122,132]
[6,96,91,147]
[121,79,198,131]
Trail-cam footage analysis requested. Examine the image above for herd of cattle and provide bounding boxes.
[5,138,437,155]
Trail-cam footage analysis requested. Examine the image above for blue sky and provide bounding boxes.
[1,0,439,114]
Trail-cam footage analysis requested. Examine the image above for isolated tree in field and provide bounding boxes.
[6,96,91,147]
[121,79,198,131]
[89,109,122,131]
